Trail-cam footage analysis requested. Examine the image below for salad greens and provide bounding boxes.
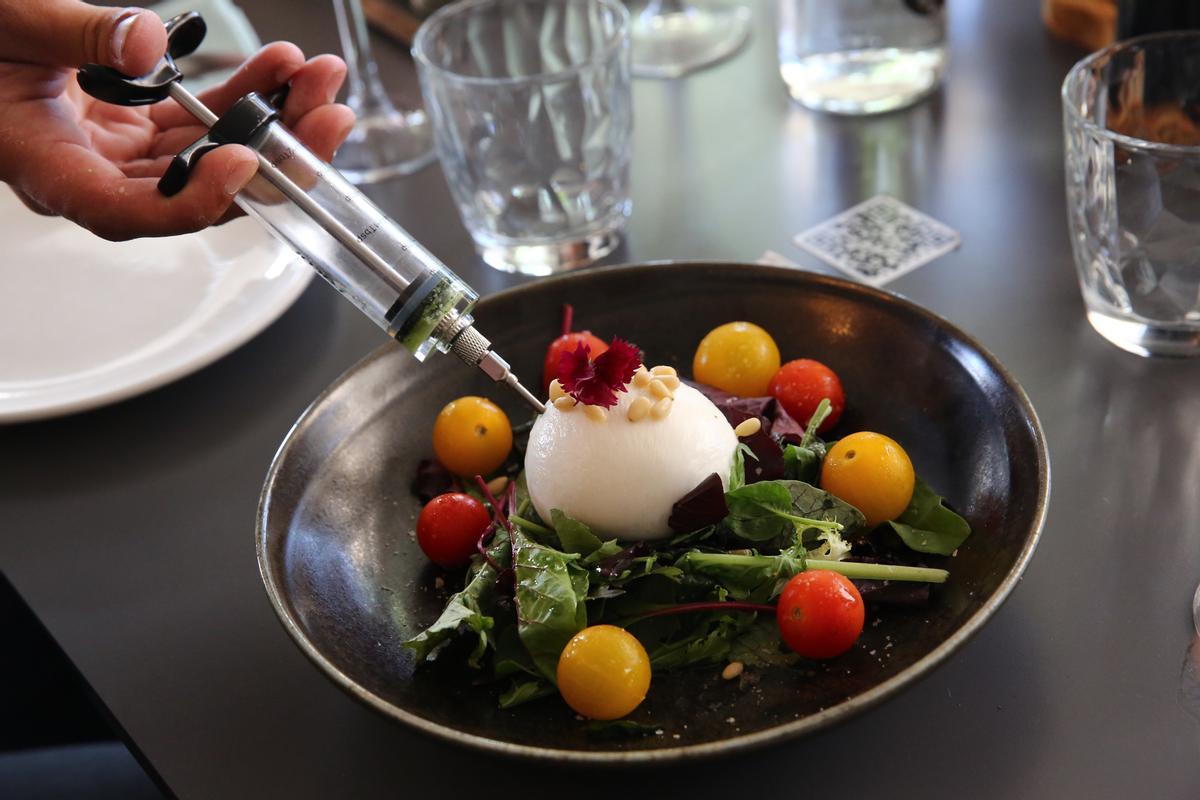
[886,476,972,556]
[403,528,509,668]
[404,393,972,708]
[510,526,590,680]
[723,481,842,542]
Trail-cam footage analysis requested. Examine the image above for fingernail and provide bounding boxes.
[225,159,258,196]
[110,9,140,69]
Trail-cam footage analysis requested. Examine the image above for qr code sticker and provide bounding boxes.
[794,195,960,287]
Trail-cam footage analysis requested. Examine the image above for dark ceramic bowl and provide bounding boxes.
[256,262,1049,762]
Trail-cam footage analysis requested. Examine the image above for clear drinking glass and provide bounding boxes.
[628,0,751,79]
[1063,32,1200,357]
[413,0,632,275]
[777,0,946,115]
[332,0,435,183]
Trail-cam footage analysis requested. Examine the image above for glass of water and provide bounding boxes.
[777,0,945,115]
[413,0,632,275]
[628,0,751,80]
[1063,32,1200,356]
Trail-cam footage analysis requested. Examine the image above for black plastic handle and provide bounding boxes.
[158,135,223,196]
[158,92,282,196]
[77,12,207,107]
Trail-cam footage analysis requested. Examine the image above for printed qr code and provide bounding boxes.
[795,196,960,286]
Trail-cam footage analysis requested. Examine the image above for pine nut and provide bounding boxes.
[659,375,681,390]
[649,379,673,399]
[722,661,744,681]
[651,397,672,419]
[486,475,509,495]
[627,396,652,422]
[548,379,565,401]
[583,404,607,422]
[651,365,677,377]
[633,369,652,388]
[734,417,762,437]
[553,396,577,411]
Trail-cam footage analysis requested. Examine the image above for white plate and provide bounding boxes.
[0,189,311,423]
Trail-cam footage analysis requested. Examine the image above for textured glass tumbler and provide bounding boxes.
[777,0,945,115]
[1063,32,1200,357]
[414,0,632,275]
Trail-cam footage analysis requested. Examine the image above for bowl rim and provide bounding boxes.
[256,261,1050,763]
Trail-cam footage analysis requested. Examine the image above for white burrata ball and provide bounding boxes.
[524,382,738,541]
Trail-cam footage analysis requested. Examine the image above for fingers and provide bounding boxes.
[119,155,175,179]
[151,42,305,129]
[0,3,166,74]
[290,104,357,162]
[19,141,259,240]
[151,47,348,131]
[7,186,53,216]
[276,55,348,128]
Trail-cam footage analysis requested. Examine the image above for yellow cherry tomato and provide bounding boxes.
[692,322,781,397]
[820,432,915,528]
[432,396,513,477]
[556,625,651,720]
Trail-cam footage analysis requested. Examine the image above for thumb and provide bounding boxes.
[0,3,167,74]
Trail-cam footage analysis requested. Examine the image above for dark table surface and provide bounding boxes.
[5,0,1200,797]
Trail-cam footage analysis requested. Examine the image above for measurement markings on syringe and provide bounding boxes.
[270,147,296,167]
[357,222,381,242]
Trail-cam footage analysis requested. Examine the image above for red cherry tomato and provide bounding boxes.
[768,359,845,434]
[416,493,492,569]
[543,331,608,390]
[775,570,865,659]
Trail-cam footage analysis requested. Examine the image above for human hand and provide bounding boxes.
[0,2,355,240]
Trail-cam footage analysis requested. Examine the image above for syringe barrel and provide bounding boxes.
[233,121,476,361]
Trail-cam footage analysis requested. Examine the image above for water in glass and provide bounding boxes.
[777,0,945,115]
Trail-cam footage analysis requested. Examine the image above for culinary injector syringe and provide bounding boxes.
[78,11,543,413]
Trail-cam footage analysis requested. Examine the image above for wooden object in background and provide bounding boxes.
[361,0,421,46]
[1042,0,1117,51]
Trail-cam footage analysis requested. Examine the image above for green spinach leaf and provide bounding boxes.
[402,529,509,668]
[672,550,805,603]
[783,480,866,532]
[724,481,843,542]
[492,621,538,680]
[585,720,659,739]
[886,476,972,555]
[498,677,555,708]
[782,442,823,484]
[667,524,718,547]
[801,398,832,447]
[550,509,605,556]
[729,443,756,492]
[647,619,737,670]
[779,399,832,483]
[512,471,534,519]
[581,538,626,571]
[511,526,589,681]
[728,619,800,668]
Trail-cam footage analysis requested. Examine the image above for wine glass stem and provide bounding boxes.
[333,0,395,116]
[647,0,688,15]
